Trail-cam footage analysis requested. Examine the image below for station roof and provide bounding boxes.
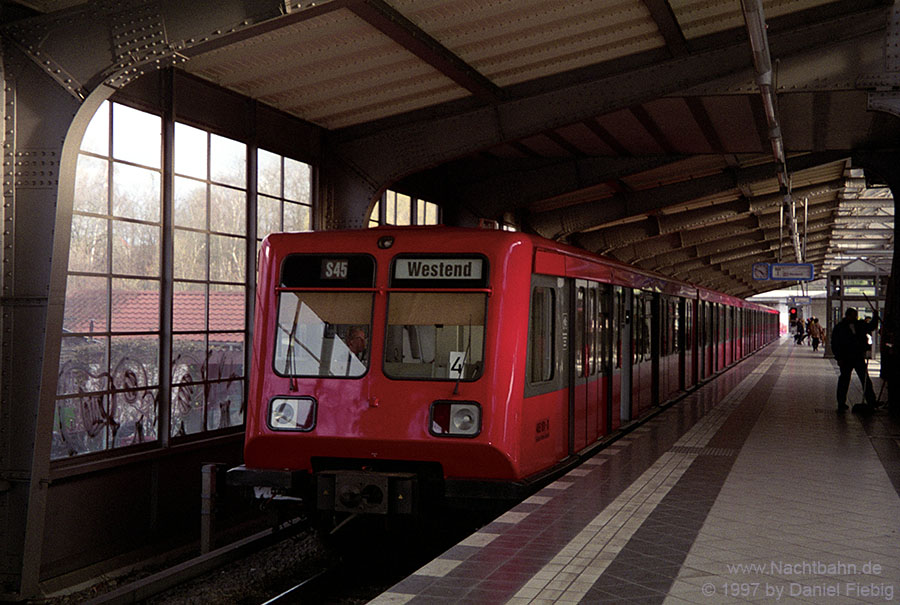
[5,0,897,298]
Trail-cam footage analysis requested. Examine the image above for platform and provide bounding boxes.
[369,337,900,604]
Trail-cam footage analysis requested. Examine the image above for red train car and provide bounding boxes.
[229,226,778,514]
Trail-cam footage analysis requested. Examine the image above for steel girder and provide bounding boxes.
[528,154,846,240]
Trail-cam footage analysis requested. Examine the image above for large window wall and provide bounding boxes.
[369,190,440,227]
[54,100,312,459]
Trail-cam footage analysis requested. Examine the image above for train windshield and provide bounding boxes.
[274,254,375,378]
[384,293,486,380]
[274,292,372,377]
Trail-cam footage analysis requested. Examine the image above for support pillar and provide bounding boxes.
[853,152,900,411]
[318,156,381,229]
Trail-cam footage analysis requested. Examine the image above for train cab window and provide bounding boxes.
[274,292,373,377]
[384,293,485,380]
[529,287,555,383]
[384,255,488,381]
[275,254,375,378]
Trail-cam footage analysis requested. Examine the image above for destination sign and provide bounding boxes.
[281,254,374,288]
[395,258,483,280]
[771,263,814,281]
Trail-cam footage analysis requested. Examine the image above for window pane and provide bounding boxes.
[174,176,206,229]
[275,292,372,377]
[113,163,160,222]
[112,221,159,277]
[386,193,396,225]
[110,335,159,387]
[209,285,245,332]
[174,228,208,281]
[111,278,159,332]
[173,282,207,332]
[80,101,109,156]
[207,377,243,431]
[175,123,207,179]
[74,155,108,214]
[209,234,245,283]
[112,104,160,169]
[58,336,108,395]
[69,215,108,273]
[210,185,246,235]
[209,335,244,379]
[113,384,158,448]
[210,133,245,187]
[172,333,206,437]
[284,201,310,232]
[396,193,411,225]
[53,396,109,457]
[384,293,485,380]
[284,157,310,203]
[258,194,280,238]
[64,274,108,333]
[258,149,282,197]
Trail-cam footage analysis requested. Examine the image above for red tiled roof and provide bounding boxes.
[63,289,245,337]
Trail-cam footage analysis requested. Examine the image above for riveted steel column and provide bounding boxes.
[0,41,87,599]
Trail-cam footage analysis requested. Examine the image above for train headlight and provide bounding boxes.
[430,401,481,437]
[268,397,316,431]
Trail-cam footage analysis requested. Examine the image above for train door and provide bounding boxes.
[709,303,722,375]
[586,283,603,444]
[678,297,687,392]
[724,305,732,365]
[572,281,588,452]
[660,295,679,403]
[651,293,661,406]
[684,298,696,388]
[619,287,632,424]
[599,283,613,434]
[716,304,724,371]
[632,290,653,417]
[697,301,705,380]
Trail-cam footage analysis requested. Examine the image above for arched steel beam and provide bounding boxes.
[528,153,846,239]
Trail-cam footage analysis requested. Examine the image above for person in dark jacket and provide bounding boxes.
[830,307,879,412]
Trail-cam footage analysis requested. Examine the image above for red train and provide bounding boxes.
[229,226,778,514]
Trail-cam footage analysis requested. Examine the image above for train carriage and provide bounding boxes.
[229,226,778,514]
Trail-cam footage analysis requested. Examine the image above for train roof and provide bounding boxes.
[262,226,777,313]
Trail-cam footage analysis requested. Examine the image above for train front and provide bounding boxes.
[230,227,533,515]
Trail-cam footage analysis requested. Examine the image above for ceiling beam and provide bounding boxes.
[529,153,847,239]
[641,0,689,58]
[345,0,504,102]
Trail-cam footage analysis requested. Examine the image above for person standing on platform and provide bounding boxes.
[830,307,880,412]
[794,319,805,345]
[809,317,824,352]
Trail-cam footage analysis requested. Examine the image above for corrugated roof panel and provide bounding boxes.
[622,155,733,191]
[670,0,841,40]
[390,0,666,86]
[186,9,468,128]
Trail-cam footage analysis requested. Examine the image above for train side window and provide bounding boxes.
[530,287,555,383]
